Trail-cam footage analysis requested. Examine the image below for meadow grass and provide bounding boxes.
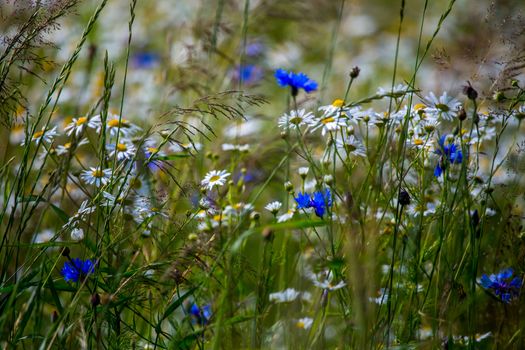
[1,0,525,349]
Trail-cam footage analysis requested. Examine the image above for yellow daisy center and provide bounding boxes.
[414,138,424,146]
[33,130,44,139]
[91,169,104,178]
[116,143,127,152]
[147,147,158,153]
[296,321,305,329]
[414,103,426,111]
[210,175,220,182]
[76,117,88,126]
[321,117,335,124]
[107,119,129,128]
[331,98,344,107]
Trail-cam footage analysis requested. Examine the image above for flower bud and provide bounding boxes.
[350,66,360,79]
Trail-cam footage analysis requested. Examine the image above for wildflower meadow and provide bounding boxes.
[2,0,525,348]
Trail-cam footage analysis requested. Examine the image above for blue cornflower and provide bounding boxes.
[274,69,318,95]
[480,268,522,303]
[434,135,463,177]
[294,188,333,218]
[189,303,212,325]
[232,64,264,85]
[61,258,95,283]
[294,192,311,209]
[132,52,159,69]
[310,189,333,218]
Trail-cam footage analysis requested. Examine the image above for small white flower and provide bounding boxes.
[56,139,88,155]
[265,201,282,214]
[298,167,309,177]
[33,229,55,244]
[295,317,313,330]
[424,91,461,121]
[201,170,230,191]
[222,143,250,152]
[309,113,347,136]
[307,269,346,291]
[269,288,300,303]
[71,227,84,241]
[64,116,89,137]
[107,141,136,161]
[335,134,367,157]
[377,83,409,97]
[277,209,295,223]
[89,113,141,137]
[80,167,112,186]
[23,126,58,145]
[278,109,314,130]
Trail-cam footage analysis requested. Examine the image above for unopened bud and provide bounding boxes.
[350,66,360,79]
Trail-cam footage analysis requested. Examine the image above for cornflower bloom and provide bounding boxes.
[434,135,463,177]
[274,69,318,96]
[480,268,522,303]
[294,188,333,218]
[61,258,95,282]
[189,303,212,325]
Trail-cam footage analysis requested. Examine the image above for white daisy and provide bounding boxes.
[265,201,282,214]
[222,143,250,152]
[89,113,141,137]
[295,317,313,330]
[107,141,136,161]
[64,116,89,137]
[278,109,314,130]
[55,138,88,155]
[33,229,55,244]
[335,134,367,157]
[201,170,230,191]
[269,288,300,303]
[23,126,58,145]
[424,91,461,121]
[377,83,409,97]
[307,269,346,291]
[80,167,112,186]
[318,99,351,119]
[277,209,295,223]
[309,113,347,136]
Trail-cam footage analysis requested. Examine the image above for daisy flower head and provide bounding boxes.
[55,138,88,156]
[274,69,318,96]
[89,113,141,137]
[309,112,348,136]
[295,317,313,330]
[80,167,112,186]
[307,269,346,291]
[108,141,136,161]
[425,91,461,121]
[318,99,351,119]
[335,134,367,158]
[269,288,301,303]
[201,170,230,191]
[278,109,314,130]
[23,126,58,145]
[376,83,409,97]
[61,258,95,282]
[265,201,282,214]
[64,116,89,137]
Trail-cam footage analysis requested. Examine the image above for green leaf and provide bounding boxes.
[49,203,69,223]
